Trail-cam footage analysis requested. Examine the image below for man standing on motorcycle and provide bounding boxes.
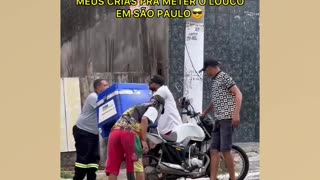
[200,59,243,180]
[148,74,183,138]
[105,95,165,180]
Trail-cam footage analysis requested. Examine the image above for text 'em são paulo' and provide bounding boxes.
[76,0,246,18]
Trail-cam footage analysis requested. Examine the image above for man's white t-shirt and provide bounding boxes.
[153,85,182,134]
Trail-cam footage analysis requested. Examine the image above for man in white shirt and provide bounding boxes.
[149,75,183,136]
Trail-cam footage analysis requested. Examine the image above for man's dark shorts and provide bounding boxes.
[210,119,233,151]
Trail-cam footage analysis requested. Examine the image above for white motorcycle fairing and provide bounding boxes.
[147,123,205,145]
[173,123,205,143]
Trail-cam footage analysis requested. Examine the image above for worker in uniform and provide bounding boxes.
[72,79,109,180]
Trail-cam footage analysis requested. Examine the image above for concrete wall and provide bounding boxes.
[61,2,169,80]
[168,6,186,100]
[204,1,260,142]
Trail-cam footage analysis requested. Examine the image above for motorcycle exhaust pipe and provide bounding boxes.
[158,154,210,178]
[158,163,190,176]
[190,153,210,178]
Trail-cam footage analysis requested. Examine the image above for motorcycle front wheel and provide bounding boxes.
[206,145,249,180]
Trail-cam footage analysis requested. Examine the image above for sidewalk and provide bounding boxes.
[61,142,259,180]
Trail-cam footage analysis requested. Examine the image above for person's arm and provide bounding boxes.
[140,117,149,142]
[140,107,159,153]
[140,117,149,154]
[202,79,214,116]
[87,93,98,109]
[230,85,242,116]
[229,85,242,128]
[202,102,214,117]
[222,73,242,127]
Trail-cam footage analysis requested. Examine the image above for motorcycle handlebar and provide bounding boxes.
[181,111,200,116]
[180,100,206,121]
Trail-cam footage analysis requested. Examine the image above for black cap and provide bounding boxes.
[150,75,165,86]
[199,59,221,73]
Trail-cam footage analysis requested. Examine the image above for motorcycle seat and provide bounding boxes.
[160,132,177,142]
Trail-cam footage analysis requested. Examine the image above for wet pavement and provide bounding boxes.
[61,142,259,180]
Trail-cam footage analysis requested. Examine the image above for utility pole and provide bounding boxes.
[183,3,205,113]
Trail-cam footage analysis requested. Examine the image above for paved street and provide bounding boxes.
[61,143,259,180]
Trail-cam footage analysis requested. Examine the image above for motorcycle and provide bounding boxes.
[143,97,249,180]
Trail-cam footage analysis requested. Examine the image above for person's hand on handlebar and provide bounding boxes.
[199,113,206,121]
[201,102,214,119]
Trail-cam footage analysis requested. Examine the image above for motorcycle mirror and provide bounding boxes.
[177,97,185,108]
[178,97,184,103]
[181,97,190,106]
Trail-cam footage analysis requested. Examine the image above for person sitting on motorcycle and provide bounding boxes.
[105,95,165,180]
[148,74,182,139]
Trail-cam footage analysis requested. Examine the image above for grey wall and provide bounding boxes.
[203,1,260,142]
[169,2,260,142]
[61,2,169,80]
[168,6,186,100]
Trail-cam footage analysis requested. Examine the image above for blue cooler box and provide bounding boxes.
[96,83,152,138]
